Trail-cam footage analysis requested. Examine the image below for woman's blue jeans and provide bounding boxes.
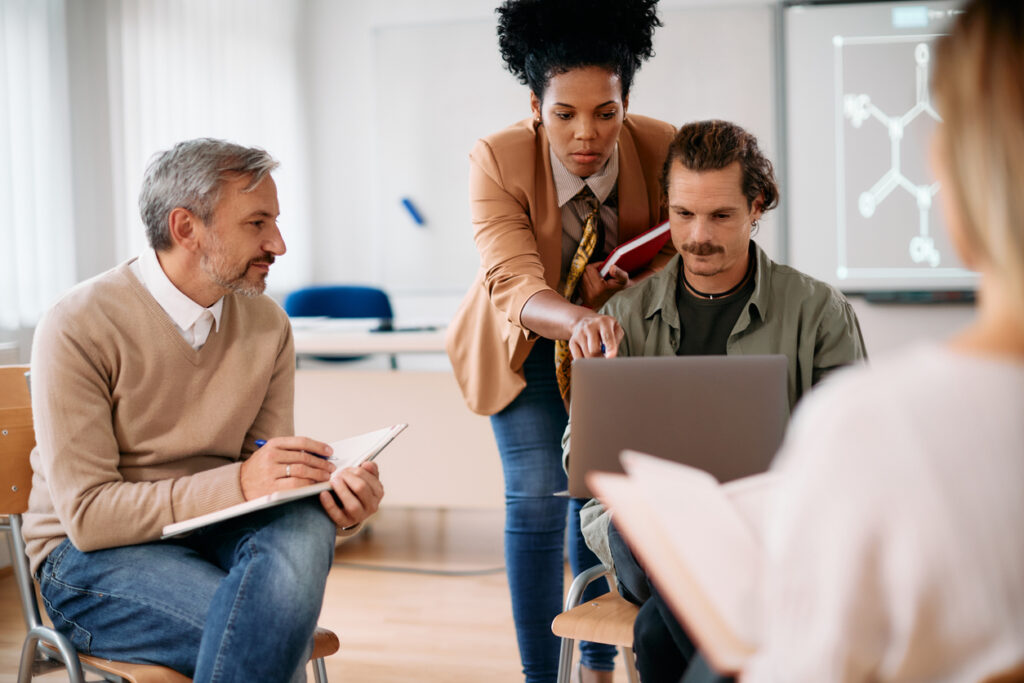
[36,498,336,682]
[491,337,617,682]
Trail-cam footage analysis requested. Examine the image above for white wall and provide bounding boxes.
[848,296,974,356]
[302,1,501,323]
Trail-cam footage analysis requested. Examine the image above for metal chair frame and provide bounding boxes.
[553,564,640,683]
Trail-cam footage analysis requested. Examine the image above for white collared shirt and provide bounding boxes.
[550,144,620,285]
[130,248,224,350]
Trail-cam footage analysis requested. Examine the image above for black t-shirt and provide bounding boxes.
[675,261,756,356]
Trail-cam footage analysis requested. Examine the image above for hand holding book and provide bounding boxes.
[588,450,779,675]
[163,424,406,538]
[579,262,630,311]
[599,221,671,278]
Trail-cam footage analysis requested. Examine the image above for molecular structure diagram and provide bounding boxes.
[841,41,943,267]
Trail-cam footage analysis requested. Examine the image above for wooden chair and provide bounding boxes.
[0,365,340,682]
[551,564,640,683]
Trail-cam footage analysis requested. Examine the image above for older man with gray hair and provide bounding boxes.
[23,138,384,681]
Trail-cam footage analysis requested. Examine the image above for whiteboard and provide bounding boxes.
[370,6,781,297]
[784,0,977,294]
[372,19,524,295]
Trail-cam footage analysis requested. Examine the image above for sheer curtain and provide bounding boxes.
[0,0,76,334]
[1,0,311,345]
[104,0,311,293]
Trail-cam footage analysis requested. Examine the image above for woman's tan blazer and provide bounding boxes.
[446,114,675,415]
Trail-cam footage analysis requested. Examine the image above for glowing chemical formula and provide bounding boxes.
[839,38,942,267]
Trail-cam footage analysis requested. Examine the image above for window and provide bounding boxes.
[0,0,311,341]
[0,0,76,333]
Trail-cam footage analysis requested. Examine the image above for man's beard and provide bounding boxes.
[200,242,273,297]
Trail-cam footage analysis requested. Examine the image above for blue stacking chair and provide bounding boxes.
[284,285,396,368]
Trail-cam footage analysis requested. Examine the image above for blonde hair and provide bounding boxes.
[933,0,1024,326]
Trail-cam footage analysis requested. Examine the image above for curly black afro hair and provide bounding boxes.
[496,0,661,100]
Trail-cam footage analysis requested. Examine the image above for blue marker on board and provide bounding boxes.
[401,197,425,226]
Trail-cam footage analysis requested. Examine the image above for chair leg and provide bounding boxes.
[19,626,86,683]
[312,656,329,683]
[623,646,639,683]
[556,637,576,683]
[555,565,610,683]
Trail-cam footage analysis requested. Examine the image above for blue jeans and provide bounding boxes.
[491,338,616,682]
[36,498,336,682]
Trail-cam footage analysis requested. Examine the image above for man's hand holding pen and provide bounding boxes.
[241,436,335,499]
[243,436,384,530]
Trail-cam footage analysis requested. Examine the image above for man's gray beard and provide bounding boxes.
[200,251,266,297]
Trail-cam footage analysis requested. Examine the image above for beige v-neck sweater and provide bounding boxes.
[23,260,295,574]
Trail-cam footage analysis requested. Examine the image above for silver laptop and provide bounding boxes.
[568,355,789,498]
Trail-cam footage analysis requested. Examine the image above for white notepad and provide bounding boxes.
[161,423,406,538]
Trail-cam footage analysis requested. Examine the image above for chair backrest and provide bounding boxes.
[0,364,34,515]
[284,285,394,322]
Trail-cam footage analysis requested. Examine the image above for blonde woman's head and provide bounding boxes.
[932,0,1024,326]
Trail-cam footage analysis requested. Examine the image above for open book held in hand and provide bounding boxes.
[599,221,671,278]
[161,423,407,539]
[587,450,779,675]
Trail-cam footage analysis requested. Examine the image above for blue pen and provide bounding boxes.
[254,439,329,460]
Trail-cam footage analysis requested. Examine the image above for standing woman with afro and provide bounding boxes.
[445,1,674,681]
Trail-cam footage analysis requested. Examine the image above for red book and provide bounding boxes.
[599,221,672,277]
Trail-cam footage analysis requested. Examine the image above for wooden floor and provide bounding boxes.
[0,508,631,683]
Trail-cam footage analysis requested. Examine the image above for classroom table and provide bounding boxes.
[289,317,448,357]
[289,318,502,510]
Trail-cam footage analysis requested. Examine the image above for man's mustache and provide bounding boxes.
[681,242,724,256]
